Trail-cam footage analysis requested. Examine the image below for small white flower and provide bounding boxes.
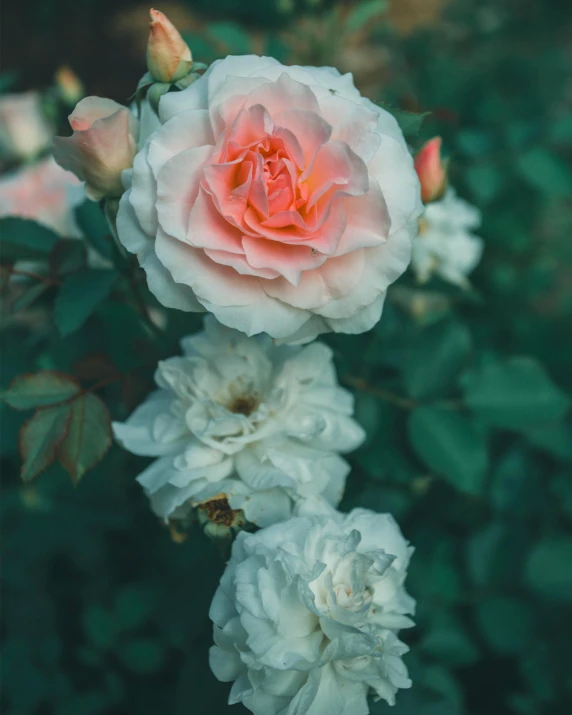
[113,317,365,526]
[209,509,415,715]
[412,187,483,287]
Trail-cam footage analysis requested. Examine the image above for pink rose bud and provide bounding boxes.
[146,8,193,83]
[53,97,138,201]
[414,136,448,203]
[0,92,53,163]
[55,66,84,106]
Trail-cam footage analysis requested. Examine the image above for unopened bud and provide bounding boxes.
[55,66,84,106]
[414,137,448,204]
[146,8,193,84]
[53,97,138,201]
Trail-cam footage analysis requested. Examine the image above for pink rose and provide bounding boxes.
[414,136,448,204]
[53,97,138,200]
[117,56,422,342]
[0,92,53,163]
[0,157,84,237]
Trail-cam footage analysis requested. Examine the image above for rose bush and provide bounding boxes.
[209,509,415,714]
[116,55,422,342]
[113,316,365,527]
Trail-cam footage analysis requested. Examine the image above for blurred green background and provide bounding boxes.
[1,1,572,714]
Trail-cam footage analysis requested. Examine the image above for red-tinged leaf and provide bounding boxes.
[73,353,120,381]
[58,393,113,483]
[3,372,81,410]
[19,404,72,481]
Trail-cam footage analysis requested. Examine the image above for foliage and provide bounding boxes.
[1,1,572,714]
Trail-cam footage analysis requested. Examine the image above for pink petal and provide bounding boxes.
[185,186,244,254]
[242,235,327,285]
[274,109,332,168]
[335,179,390,255]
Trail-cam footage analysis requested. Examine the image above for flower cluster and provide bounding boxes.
[47,7,495,713]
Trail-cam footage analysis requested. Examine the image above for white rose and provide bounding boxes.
[112,316,365,527]
[209,509,415,714]
[116,54,422,343]
[412,187,483,287]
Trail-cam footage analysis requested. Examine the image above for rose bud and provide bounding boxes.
[55,66,84,106]
[0,92,53,163]
[146,8,193,83]
[53,97,138,200]
[414,136,448,203]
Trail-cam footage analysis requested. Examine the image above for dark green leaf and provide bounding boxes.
[0,217,59,263]
[58,393,112,483]
[74,201,113,259]
[54,268,117,336]
[516,148,572,197]
[522,422,572,461]
[408,407,487,494]
[114,586,154,632]
[404,319,472,400]
[50,239,88,277]
[475,597,534,655]
[420,612,479,667]
[462,357,569,429]
[118,639,165,674]
[11,280,50,313]
[83,607,117,649]
[524,537,572,600]
[19,404,71,481]
[3,371,80,410]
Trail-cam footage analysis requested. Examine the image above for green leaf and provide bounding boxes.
[516,148,572,197]
[57,393,112,483]
[388,108,430,138]
[19,404,71,481]
[118,638,165,674]
[420,612,479,667]
[114,586,154,632]
[475,597,533,655]
[54,268,117,336]
[3,371,80,410]
[404,319,472,400]
[522,422,572,461]
[11,280,50,313]
[408,407,487,494]
[50,239,87,277]
[346,0,388,33]
[462,357,570,429]
[524,537,572,600]
[74,201,113,259]
[83,606,117,649]
[0,217,59,263]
